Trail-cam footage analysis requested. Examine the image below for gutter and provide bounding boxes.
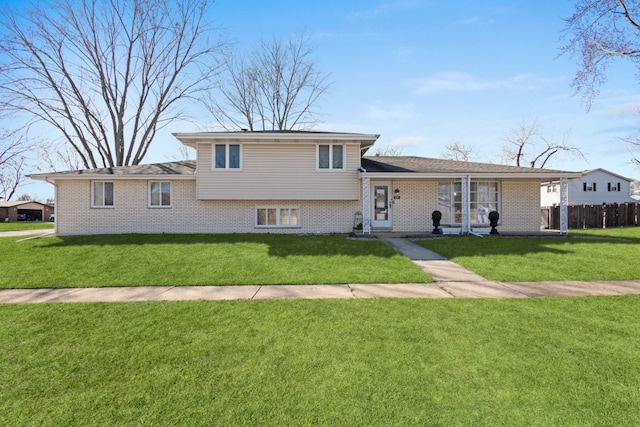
[358,172,583,180]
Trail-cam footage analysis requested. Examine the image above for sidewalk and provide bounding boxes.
[2,235,640,303]
[2,280,640,304]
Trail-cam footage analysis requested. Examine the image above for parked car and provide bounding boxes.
[17,213,26,221]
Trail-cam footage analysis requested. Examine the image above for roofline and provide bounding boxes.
[582,168,635,182]
[173,131,380,149]
[28,174,196,183]
[359,172,583,179]
[0,200,54,208]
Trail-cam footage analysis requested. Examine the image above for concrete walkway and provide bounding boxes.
[2,234,640,303]
[1,229,55,238]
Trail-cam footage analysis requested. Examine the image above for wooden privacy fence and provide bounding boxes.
[542,203,640,229]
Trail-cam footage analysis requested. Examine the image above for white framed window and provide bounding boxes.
[213,144,241,170]
[583,182,596,192]
[317,144,344,170]
[149,181,171,207]
[437,180,500,225]
[92,181,114,208]
[437,181,462,223]
[608,182,621,192]
[256,206,300,228]
[470,181,500,224]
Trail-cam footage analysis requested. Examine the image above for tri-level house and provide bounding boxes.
[30,131,580,235]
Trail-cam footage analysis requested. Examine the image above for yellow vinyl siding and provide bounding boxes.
[196,143,361,200]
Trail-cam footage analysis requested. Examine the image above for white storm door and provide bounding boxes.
[371,182,392,228]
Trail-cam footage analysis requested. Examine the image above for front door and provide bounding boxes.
[371,182,392,228]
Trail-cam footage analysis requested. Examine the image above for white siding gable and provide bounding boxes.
[196,142,361,200]
[541,169,637,206]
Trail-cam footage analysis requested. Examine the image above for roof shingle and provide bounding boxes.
[362,156,572,174]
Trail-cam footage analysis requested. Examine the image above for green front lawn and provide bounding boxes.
[0,221,54,232]
[0,234,428,288]
[2,297,640,426]
[417,227,640,282]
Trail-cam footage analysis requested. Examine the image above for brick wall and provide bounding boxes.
[55,178,543,235]
[380,179,540,233]
[56,179,360,235]
[501,180,541,232]
[387,180,438,232]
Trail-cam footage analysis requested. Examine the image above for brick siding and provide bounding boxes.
[55,178,542,235]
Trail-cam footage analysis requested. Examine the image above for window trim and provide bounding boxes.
[148,181,172,208]
[91,181,114,208]
[212,143,242,171]
[255,206,301,228]
[316,144,346,171]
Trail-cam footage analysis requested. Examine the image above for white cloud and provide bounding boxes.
[365,104,416,121]
[412,71,495,93]
[354,0,423,18]
[388,135,425,147]
[411,71,562,94]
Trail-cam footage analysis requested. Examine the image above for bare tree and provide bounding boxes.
[372,144,404,156]
[35,142,85,173]
[441,141,475,161]
[618,135,640,165]
[0,128,29,201]
[561,0,640,109]
[0,159,24,201]
[502,119,584,168]
[207,32,331,131]
[0,0,224,169]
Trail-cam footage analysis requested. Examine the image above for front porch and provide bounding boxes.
[357,173,571,235]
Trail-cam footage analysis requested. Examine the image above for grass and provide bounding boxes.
[2,297,640,426]
[417,227,640,282]
[0,233,428,288]
[0,221,54,232]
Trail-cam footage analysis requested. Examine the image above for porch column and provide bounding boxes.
[362,176,371,234]
[560,177,568,234]
[461,175,470,234]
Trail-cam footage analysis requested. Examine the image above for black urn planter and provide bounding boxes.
[488,211,500,235]
[432,210,443,234]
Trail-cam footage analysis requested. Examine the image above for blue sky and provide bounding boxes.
[23,0,640,198]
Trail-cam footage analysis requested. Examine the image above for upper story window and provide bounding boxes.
[92,181,114,208]
[214,144,241,170]
[317,144,344,170]
[583,182,597,192]
[149,181,171,207]
[547,184,557,193]
[608,182,621,192]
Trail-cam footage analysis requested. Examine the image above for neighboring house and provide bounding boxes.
[0,200,55,222]
[541,168,637,207]
[29,131,580,235]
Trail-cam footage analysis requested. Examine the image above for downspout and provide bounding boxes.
[46,177,57,235]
